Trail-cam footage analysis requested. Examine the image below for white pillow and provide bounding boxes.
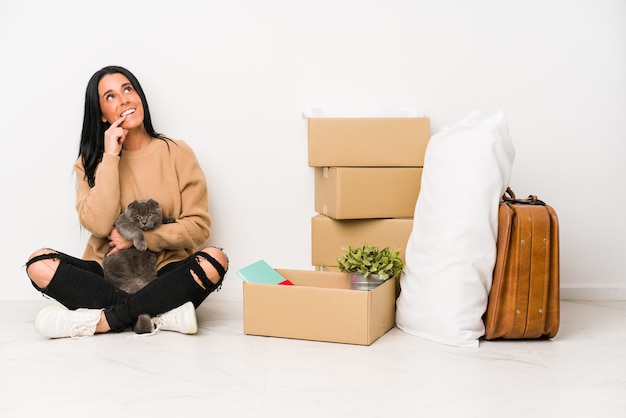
[395,110,515,348]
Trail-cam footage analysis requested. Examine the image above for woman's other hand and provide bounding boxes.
[107,227,133,256]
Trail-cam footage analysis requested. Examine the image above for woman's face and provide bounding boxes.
[98,73,145,130]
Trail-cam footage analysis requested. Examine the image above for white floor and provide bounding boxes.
[1,297,625,418]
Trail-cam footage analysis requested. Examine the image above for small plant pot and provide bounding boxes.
[349,273,389,291]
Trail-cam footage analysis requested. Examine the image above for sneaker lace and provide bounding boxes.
[127,316,167,339]
[151,317,164,332]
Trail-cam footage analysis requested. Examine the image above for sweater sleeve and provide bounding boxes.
[144,141,211,252]
[74,154,123,238]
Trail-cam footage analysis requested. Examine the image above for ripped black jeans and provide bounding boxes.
[26,249,227,332]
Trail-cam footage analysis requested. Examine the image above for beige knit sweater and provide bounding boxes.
[74,138,211,269]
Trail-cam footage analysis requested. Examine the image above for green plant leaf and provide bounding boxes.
[337,244,405,279]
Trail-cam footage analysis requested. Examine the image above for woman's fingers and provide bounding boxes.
[104,115,127,155]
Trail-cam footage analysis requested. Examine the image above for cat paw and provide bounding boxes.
[133,314,153,334]
[134,240,148,251]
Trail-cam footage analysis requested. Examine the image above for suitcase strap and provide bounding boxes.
[512,205,552,338]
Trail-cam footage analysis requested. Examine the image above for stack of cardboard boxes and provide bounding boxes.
[308,117,431,271]
[242,116,430,346]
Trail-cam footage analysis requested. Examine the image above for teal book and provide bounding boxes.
[237,260,289,285]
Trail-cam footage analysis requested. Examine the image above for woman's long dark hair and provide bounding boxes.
[78,66,167,187]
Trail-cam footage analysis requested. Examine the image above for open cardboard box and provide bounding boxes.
[243,269,396,345]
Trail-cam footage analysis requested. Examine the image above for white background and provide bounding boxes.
[1,0,624,301]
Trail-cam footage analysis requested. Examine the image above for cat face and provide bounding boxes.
[125,199,163,231]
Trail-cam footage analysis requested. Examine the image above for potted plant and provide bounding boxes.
[337,244,405,290]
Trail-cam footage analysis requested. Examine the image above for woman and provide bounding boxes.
[25,66,229,338]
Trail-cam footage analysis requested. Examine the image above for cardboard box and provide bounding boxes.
[315,167,422,219]
[243,269,396,345]
[311,214,413,267]
[308,117,430,167]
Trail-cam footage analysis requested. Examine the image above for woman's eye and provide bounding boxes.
[124,86,132,93]
[105,94,114,101]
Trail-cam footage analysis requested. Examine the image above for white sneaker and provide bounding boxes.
[35,305,102,339]
[152,301,198,334]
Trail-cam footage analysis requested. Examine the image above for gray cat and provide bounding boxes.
[103,199,172,334]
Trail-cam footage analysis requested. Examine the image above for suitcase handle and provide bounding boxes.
[502,187,545,206]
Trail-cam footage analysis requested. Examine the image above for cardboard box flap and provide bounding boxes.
[276,269,351,289]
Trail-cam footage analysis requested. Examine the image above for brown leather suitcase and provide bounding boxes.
[483,188,560,340]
